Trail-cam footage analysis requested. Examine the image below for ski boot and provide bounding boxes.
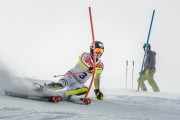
[44,82,63,90]
[94,89,104,101]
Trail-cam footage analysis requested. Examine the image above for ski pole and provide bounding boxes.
[132,61,134,89]
[125,60,128,89]
[137,10,156,91]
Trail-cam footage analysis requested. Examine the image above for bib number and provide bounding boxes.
[79,72,87,79]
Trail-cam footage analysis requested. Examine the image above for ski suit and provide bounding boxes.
[58,52,104,96]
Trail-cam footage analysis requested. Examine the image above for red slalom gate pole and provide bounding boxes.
[84,7,96,98]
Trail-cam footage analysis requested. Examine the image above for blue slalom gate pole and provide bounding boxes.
[137,10,156,91]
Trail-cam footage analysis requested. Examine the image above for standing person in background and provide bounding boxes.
[138,43,160,92]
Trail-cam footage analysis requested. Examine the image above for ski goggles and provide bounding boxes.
[94,48,104,54]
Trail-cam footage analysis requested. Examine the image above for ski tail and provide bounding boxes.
[4,90,62,103]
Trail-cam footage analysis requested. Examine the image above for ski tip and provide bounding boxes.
[81,98,91,105]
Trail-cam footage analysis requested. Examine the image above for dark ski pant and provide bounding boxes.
[138,69,160,92]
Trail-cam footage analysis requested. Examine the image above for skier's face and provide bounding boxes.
[94,48,104,58]
[96,52,101,58]
[144,47,150,53]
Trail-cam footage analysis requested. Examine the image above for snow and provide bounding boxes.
[1,66,180,120]
[1,87,180,120]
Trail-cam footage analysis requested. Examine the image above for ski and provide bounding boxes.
[5,90,92,105]
[5,82,91,105]
[67,95,91,105]
[4,90,62,103]
[4,81,64,103]
[33,82,91,105]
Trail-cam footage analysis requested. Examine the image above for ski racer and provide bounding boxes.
[45,41,104,101]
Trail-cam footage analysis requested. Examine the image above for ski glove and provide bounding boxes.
[147,69,153,76]
[94,89,104,101]
[88,67,103,74]
[88,67,94,72]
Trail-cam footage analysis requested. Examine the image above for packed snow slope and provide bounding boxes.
[0,68,180,120]
[1,88,180,120]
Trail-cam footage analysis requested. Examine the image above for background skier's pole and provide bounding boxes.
[84,7,96,98]
[125,60,128,89]
[137,10,156,91]
[132,61,134,89]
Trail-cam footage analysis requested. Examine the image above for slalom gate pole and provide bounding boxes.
[132,61,134,89]
[84,7,96,98]
[137,10,156,91]
[125,60,128,89]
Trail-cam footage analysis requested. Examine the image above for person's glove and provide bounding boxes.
[147,69,152,76]
[88,67,102,74]
[94,89,104,101]
[88,67,94,72]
